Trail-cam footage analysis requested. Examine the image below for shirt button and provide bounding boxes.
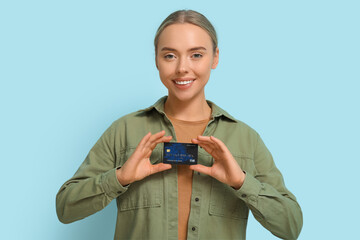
[192,227,196,231]
[195,197,199,202]
[241,194,247,198]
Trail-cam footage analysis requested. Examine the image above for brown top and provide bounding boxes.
[167,115,209,240]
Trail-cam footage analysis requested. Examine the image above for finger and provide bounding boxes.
[144,130,166,149]
[210,136,228,153]
[144,136,172,155]
[191,138,199,144]
[194,139,224,160]
[201,136,228,152]
[189,164,212,176]
[197,135,212,142]
[197,135,219,143]
[194,137,221,158]
[150,163,172,175]
[196,136,218,148]
[149,135,172,150]
[195,136,213,146]
[149,130,166,142]
[196,139,216,153]
[148,130,167,144]
[137,132,152,149]
[197,142,214,154]
[154,135,172,144]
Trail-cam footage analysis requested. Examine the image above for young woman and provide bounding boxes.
[57,10,303,240]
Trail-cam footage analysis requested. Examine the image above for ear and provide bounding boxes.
[211,47,219,69]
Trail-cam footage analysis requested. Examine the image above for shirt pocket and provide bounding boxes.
[117,148,163,211]
[208,155,255,220]
[209,179,249,220]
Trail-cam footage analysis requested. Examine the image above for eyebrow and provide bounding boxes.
[160,46,207,52]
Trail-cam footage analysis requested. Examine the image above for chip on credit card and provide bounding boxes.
[163,142,198,165]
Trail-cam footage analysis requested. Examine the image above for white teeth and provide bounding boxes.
[175,80,193,85]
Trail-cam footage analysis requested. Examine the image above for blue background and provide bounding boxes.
[1,1,359,239]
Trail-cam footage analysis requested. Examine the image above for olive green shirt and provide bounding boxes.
[56,96,303,240]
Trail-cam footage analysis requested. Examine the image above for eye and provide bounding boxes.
[164,53,176,60]
[192,53,203,59]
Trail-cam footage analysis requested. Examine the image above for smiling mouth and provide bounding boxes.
[174,80,194,85]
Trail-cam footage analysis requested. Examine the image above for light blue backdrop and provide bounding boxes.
[1,1,359,239]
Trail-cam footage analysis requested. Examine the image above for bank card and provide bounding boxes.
[163,142,198,165]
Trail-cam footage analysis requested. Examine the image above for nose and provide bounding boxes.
[176,57,189,74]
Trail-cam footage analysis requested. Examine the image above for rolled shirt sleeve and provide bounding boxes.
[232,135,303,240]
[56,123,129,224]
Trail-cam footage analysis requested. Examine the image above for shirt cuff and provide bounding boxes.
[233,171,263,207]
[101,168,129,199]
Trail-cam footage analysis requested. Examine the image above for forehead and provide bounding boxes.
[157,23,213,50]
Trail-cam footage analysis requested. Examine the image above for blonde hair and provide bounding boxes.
[154,10,218,54]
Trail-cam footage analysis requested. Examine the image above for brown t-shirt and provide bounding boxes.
[167,115,209,240]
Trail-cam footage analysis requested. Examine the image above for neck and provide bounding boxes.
[164,94,211,121]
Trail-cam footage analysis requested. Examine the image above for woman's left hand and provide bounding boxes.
[190,136,246,189]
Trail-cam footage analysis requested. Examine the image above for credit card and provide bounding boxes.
[163,142,198,165]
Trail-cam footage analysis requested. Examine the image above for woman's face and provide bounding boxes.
[156,23,219,103]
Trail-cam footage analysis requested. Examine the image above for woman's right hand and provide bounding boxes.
[116,130,172,186]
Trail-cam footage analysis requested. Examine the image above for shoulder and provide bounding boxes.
[109,109,159,130]
[232,118,259,136]
[209,100,259,138]
[217,116,260,148]
[109,97,167,130]
[99,108,163,151]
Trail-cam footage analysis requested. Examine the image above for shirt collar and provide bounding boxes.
[140,96,237,122]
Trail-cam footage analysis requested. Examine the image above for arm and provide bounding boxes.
[56,124,125,223]
[56,126,172,224]
[190,135,303,240]
[234,135,303,239]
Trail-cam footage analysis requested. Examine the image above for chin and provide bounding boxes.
[168,91,203,103]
